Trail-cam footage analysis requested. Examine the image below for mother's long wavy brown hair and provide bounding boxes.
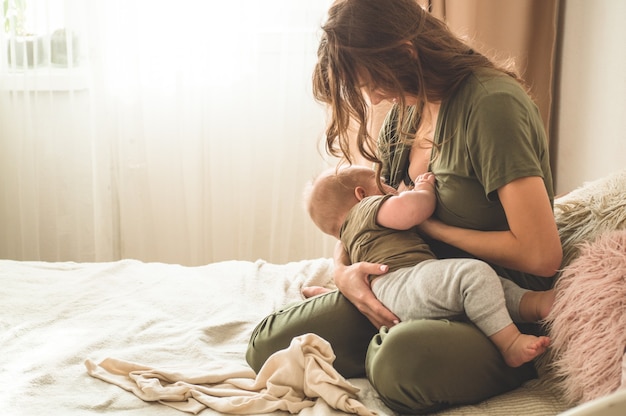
[312,0,523,171]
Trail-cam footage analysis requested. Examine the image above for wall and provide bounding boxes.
[554,0,626,194]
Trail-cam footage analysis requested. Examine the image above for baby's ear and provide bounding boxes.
[354,186,367,201]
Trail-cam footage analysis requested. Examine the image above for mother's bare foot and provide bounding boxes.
[520,289,556,322]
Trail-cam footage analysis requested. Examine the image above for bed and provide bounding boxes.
[2,169,625,416]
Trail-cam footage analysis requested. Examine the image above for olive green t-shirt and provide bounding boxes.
[340,194,435,273]
[378,69,555,290]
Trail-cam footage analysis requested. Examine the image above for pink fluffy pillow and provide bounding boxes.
[546,229,626,405]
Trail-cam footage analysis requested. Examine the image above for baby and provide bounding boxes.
[305,165,554,367]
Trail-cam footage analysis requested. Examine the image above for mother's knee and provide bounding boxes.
[366,320,454,413]
[365,319,534,414]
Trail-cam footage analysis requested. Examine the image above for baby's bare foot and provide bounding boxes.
[503,334,550,367]
[301,286,332,298]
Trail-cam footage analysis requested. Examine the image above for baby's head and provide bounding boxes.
[305,165,395,238]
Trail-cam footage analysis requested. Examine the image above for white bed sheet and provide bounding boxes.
[0,258,570,416]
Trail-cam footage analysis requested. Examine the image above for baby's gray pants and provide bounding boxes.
[372,258,529,336]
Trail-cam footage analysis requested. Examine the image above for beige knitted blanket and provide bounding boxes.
[85,334,375,415]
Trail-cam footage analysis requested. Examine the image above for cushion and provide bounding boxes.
[543,170,626,405]
[554,169,626,268]
[546,229,626,404]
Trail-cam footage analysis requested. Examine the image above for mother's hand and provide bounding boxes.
[334,259,399,329]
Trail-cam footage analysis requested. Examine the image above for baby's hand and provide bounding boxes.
[414,172,436,190]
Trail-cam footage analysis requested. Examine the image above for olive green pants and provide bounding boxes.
[246,289,536,414]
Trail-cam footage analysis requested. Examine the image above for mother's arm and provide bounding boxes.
[419,176,562,277]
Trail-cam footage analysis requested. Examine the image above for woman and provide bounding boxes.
[246,0,562,413]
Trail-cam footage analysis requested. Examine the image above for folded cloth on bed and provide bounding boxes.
[85,333,376,415]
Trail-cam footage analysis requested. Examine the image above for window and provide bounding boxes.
[1,0,86,90]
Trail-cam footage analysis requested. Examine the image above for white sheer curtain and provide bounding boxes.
[0,0,337,265]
